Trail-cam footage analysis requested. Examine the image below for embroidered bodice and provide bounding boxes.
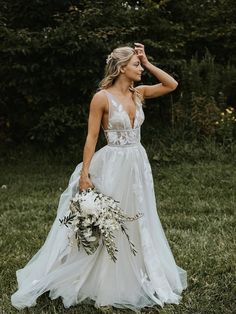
[102,90,145,146]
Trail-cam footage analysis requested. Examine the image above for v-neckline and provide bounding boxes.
[105,90,137,129]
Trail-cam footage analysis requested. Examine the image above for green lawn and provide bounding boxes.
[0,146,235,314]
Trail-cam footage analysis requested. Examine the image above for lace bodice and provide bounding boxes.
[102,90,145,146]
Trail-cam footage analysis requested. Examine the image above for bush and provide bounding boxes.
[170,52,236,141]
[1,1,236,146]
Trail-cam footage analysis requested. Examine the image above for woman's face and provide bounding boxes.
[122,54,144,81]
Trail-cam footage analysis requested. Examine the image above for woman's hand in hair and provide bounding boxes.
[134,43,149,66]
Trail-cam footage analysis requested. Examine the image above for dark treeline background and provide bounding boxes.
[1,0,236,150]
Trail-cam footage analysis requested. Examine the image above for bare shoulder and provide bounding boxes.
[90,90,107,111]
[134,86,146,103]
[135,85,145,96]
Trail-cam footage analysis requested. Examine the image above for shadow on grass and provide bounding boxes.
[25,292,162,314]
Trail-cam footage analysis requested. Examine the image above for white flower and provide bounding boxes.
[86,236,97,242]
[111,203,117,209]
[82,218,92,227]
[83,228,92,239]
[78,191,99,216]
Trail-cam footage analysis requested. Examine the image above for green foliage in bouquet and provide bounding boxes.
[59,187,143,262]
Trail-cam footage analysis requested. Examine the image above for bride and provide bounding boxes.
[11,43,187,312]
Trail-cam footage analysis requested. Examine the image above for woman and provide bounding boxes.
[11,43,187,312]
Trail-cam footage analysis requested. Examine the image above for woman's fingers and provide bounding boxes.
[134,42,144,47]
[78,184,93,192]
[134,44,148,64]
[78,176,94,191]
[134,43,145,55]
[134,47,143,53]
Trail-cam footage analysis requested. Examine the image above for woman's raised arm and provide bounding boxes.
[134,42,178,99]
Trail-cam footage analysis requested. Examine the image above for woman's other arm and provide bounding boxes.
[78,92,106,191]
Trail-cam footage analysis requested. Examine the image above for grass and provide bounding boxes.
[0,143,235,314]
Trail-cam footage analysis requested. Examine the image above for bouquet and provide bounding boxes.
[59,187,143,262]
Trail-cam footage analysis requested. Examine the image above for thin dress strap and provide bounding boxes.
[101,90,111,131]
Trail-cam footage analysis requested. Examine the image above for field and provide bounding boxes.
[0,144,235,314]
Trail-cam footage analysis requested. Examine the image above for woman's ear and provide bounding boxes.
[120,66,125,74]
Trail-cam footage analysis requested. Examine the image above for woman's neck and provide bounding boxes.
[111,77,133,96]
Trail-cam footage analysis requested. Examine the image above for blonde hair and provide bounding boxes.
[98,46,144,103]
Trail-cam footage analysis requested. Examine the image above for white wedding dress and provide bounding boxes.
[11,89,187,312]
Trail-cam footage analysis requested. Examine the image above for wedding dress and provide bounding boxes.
[11,89,187,312]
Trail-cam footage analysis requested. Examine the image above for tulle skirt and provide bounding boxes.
[11,143,187,312]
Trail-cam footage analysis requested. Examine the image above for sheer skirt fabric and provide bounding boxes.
[11,90,187,311]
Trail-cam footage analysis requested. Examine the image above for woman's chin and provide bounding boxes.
[134,76,142,82]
